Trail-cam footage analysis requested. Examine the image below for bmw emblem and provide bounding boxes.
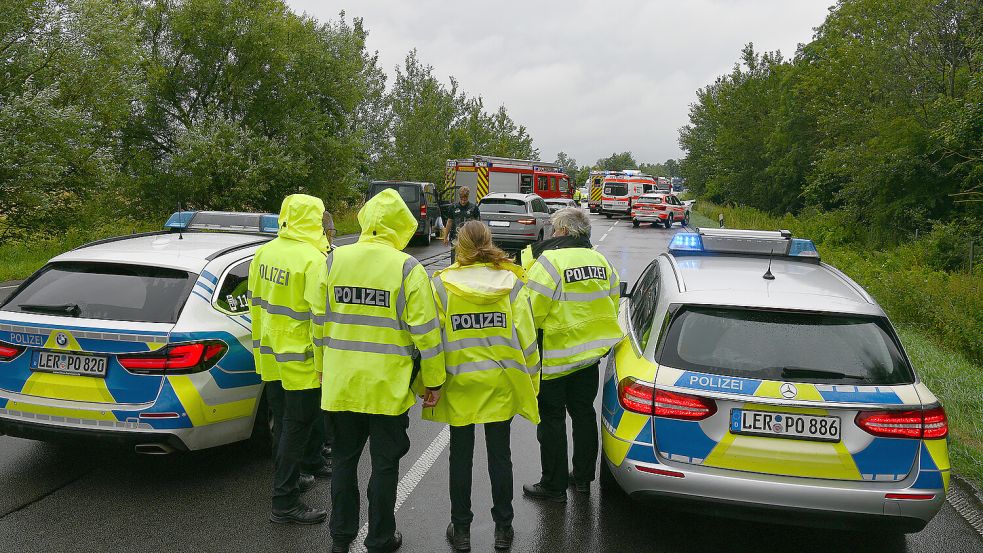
[780,382,798,399]
[56,333,68,347]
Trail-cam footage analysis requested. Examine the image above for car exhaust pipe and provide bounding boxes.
[134,443,175,455]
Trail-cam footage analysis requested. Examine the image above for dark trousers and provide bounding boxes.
[268,381,326,473]
[330,410,411,550]
[266,382,321,511]
[449,420,514,527]
[536,362,600,493]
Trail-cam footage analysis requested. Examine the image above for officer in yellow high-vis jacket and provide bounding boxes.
[520,207,622,502]
[248,194,330,525]
[424,221,540,552]
[308,188,446,553]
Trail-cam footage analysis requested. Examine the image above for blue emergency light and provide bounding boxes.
[165,211,279,235]
[668,229,820,261]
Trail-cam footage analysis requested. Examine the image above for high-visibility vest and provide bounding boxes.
[311,189,446,415]
[248,194,328,391]
[523,246,622,380]
[423,263,540,426]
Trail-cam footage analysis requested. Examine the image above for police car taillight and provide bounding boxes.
[618,377,654,414]
[0,342,25,361]
[855,407,948,439]
[653,389,717,421]
[119,342,227,375]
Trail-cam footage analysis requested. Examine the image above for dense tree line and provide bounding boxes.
[679,0,982,241]
[0,0,536,241]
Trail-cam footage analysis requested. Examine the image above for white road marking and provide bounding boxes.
[350,426,451,553]
[599,233,609,242]
[0,285,19,290]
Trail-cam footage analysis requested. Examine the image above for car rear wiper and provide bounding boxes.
[779,367,866,381]
[19,303,82,317]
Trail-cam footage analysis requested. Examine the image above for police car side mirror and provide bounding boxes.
[620,282,629,298]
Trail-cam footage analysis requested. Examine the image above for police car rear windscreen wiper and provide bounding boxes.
[19,303,82,317]
[779,367,866,381]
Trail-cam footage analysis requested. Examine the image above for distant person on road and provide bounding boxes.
[309,188,446,553]
[443,187,481,262]
[573,188,583,203]
[425,221,540,552]
[520,208,622,503]
[248,194,332,525]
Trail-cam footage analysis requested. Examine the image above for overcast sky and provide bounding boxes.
[287,0,833,166]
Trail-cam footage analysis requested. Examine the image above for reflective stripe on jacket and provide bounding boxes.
[310,188,446,415]
[248,194,327,390]
[523,246,622,380]
[423,262,540,426]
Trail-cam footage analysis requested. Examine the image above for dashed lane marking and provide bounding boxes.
[599,233,609,242]
[350,426,451,553]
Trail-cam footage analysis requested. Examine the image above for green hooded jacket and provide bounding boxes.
[248,194,327,390]
[308,188,446,415]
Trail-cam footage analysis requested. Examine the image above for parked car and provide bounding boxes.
[477,193,552,251]
[602,228,949,534]
[631,193,690,228]
[544,198,580,213]
[0,212,284,454]
[366,181,439,245]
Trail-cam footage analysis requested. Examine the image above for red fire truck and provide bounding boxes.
[444,156,572,202]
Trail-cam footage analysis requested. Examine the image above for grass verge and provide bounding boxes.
[899,326,983,488]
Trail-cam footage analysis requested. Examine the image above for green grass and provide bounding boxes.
[899,326,983,487]
[330,205,361,236]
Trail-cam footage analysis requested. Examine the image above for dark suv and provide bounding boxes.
[366,181,439,245]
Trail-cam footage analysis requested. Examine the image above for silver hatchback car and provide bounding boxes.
[478,192,553,249]
[601,228,949,534]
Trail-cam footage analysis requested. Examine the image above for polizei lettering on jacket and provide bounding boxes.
[563,265,607,284]
[333,286,391,308]
[451,312,507,331]
[258,264,290,286]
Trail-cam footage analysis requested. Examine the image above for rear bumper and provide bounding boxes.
[634,213,668,222]
[0,414,189,452]
[605,441,944,532]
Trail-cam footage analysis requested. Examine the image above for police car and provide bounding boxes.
[601,228,949,533]
[0,212,298,453]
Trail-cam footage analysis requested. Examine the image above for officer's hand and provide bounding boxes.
[422,388,441,407]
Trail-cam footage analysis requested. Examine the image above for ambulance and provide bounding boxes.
[599,171,660,218]
[444,156,571,203]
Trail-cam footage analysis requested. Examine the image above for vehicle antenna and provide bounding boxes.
[763,248,775,280]
[177,202,184,240]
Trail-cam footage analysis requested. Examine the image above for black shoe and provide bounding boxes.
[568,472,590,494]
[304,460,332,479]
[494,525,514,550]
[446,523,471,551]
[522,483,567,503]
[296,473,316,493]
[331,541,351,553]
[367,531,402,553]
[269,505,327,525]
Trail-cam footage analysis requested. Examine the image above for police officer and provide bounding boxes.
[443,186,480,262]
[426,221,540,552]
[520,208,622,502]
[248,194,330,524]
[310,189,446,553]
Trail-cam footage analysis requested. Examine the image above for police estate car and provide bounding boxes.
[601,228,949,533]
[0,212,298,453]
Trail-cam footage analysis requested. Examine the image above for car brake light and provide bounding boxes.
[855,407,948,439]
[654,389,717,420]
[885,493,936,500]
[0,342,25,361]
[517,218,536,225]
[618,377,654,414]
[420,203,427,218]
[635,466,685,478]
[118,342,227,375]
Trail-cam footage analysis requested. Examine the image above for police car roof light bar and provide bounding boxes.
[668,228,820,261]
[164,211,279,236]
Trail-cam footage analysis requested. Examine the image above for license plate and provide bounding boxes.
[488,220,510,227]
[730,409,840,442]
[31,350,108,378]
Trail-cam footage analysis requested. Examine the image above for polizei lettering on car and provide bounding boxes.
[258,264,290,286]
[450,312,507,331]
[333,286,392,308]
[564,266,607,284]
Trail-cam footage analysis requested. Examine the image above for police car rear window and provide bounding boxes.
[659,307,915,385]
[2,262,197,324]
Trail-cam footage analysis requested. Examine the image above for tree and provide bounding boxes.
[554,151,578,177]
[595,152,637,171]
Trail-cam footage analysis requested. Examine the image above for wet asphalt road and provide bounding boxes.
[1,212,981,552]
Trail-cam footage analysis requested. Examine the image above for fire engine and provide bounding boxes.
[599,171,659,218]
[443,156,571,202]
